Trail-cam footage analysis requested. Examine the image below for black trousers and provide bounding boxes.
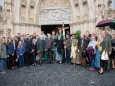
[100,60,108,69]
[25,52,32,65]
[6,55,14,69]
[47,48,52,63]
[38,52,43,64]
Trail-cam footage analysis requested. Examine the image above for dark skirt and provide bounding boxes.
[111,49,115,59]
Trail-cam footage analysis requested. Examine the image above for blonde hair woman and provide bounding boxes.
[16,41,25,69]
[94,36,103,70]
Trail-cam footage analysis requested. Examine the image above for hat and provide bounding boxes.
[70,33,76,36]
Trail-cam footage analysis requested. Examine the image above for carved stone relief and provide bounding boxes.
[40,8,71,24]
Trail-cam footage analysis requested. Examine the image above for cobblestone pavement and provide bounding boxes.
[0,63,115,86]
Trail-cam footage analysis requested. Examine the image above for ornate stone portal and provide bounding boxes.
[0,0,115,37]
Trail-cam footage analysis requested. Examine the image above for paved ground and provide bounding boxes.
[0,63,115,86]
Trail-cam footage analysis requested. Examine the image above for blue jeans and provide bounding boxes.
[0,58,6,72]
[66,48,71,63]
[19,55,24,68]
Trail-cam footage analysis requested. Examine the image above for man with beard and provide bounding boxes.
[64,33,72,64]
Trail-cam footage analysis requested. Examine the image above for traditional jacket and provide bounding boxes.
[64,38,72,49]
[71,38,78,59]
[102,35,112,53]
[0,43,7,58]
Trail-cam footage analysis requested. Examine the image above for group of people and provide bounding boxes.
[0,30,115,74]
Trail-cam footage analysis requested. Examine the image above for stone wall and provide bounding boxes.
[0,0,115,37]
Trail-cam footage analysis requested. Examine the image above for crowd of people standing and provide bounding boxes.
[0,30,115,74]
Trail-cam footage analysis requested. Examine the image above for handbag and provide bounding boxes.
[101,50,109,60]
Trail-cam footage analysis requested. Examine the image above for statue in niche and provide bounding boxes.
[96,5,105,21]
[108,0,112,8]
[6,29,11,34]
[105,9,114,19]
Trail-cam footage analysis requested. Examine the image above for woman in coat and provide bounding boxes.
[6,39,14,70]
[0,38,7,74]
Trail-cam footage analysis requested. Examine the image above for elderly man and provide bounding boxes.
[37,35,45,65]
[99,31,112,74]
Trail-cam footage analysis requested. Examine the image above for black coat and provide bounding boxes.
[25,38,32,53]
[44,38,54,50]
[37,38,45,52]
[57,39,63,55]
[31,42,37,54]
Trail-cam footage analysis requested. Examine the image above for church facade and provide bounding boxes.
[0,0,115,37]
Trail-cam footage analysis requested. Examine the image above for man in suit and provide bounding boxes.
[25,34,32,65]
[11,36,18,68]
[45,34,54,64]
[37,35,45,65]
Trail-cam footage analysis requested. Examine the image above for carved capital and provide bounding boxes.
[30,0,35,8]
[108,0,112,3]
[74,0,79,6]
[21,0,27,7]
[82,0,87,5]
